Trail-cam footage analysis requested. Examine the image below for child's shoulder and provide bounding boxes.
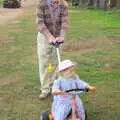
[54,76,63,83]
[75,74,80,79]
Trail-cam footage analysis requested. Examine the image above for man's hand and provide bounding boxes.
[55,36,64,42]
[48,36,56,43]
[37,25,56,43]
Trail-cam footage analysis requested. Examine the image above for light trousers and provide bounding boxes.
[37,32,58,93]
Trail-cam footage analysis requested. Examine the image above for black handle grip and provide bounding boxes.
[51,41,63,47]
[65,88,89,93]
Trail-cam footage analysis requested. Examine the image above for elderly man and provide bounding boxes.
[36,0,68,99]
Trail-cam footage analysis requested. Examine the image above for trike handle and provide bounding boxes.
[65,88,89,93]
[50,41,63,48]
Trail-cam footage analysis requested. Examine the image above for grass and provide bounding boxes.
[0,5,120,120]
[0,0,3,7]
[67,7,120,40]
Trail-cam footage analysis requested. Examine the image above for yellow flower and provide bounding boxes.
[47,63,54,72]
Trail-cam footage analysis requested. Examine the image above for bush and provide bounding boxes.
[3,0,21,8]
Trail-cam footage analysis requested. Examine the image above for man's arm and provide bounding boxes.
[60,1,68,37]
[36,0,55,43]
[56,1,68,41]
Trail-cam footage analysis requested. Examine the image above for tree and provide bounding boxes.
[88,0,94,5]
[98,0,109,10]
[110,0,117,8]
[116,0,120,8]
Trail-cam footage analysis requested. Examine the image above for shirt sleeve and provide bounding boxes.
[60,2,68,37]
[52,80,61,89]
[76,75,89,89]
[36,0,53,39]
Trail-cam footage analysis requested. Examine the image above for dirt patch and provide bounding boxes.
[0,8,24,25]
[62,36,116,52]
[62,40,97,52]
[104,63,117,72]
[0,73,22,86]
[0,0,36,26]
[0,36,15,44]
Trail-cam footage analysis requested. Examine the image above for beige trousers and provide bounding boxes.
[37,32,58,93]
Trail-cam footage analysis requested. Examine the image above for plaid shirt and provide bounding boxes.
[36,0,68,38]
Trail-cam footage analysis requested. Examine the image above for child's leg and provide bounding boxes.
[52,104,71,120]
[77,106,85,120]
[53,110,66,120]
[76,98,85,120]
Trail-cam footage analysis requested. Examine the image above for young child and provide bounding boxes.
[51,60,96,120]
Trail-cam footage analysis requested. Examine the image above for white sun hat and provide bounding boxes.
[58,60,75,72]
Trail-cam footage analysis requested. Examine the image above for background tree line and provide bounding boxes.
[69,0,120,10]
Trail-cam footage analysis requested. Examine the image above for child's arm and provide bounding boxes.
[52,88,65,95]
[76,75,96,93]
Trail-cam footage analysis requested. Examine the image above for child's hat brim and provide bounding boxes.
[58,60,76,72]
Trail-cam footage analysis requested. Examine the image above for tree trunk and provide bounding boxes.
[116,0,120,8]
[110,0,117,8]
[99,0,109,10]
[88,0,94,5]
[80,0,86,4]
[94,0,100,8]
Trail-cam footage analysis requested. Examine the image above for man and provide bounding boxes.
[36,0,68,99]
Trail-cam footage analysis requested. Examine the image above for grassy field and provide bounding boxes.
[0,5,120,120]
[0,0,3,6]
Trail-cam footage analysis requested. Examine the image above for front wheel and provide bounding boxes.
[85,110,87,120]
[40,112,49,120]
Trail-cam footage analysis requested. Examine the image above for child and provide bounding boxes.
[51,60,96,120]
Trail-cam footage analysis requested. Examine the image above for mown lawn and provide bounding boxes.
[0,0,3,6]
[0,5,120,120]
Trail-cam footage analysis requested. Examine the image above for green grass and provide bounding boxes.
[67,7,120,39]
[0,6,120,120]
[0,0,3,6]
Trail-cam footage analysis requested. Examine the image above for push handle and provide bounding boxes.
[47,41,62,72]
[65,88,89,93]
[50,40,63,63]
[51,40,63,48]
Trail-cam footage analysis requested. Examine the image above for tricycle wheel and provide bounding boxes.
[85,110,87,120]
[40,112,49,120]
